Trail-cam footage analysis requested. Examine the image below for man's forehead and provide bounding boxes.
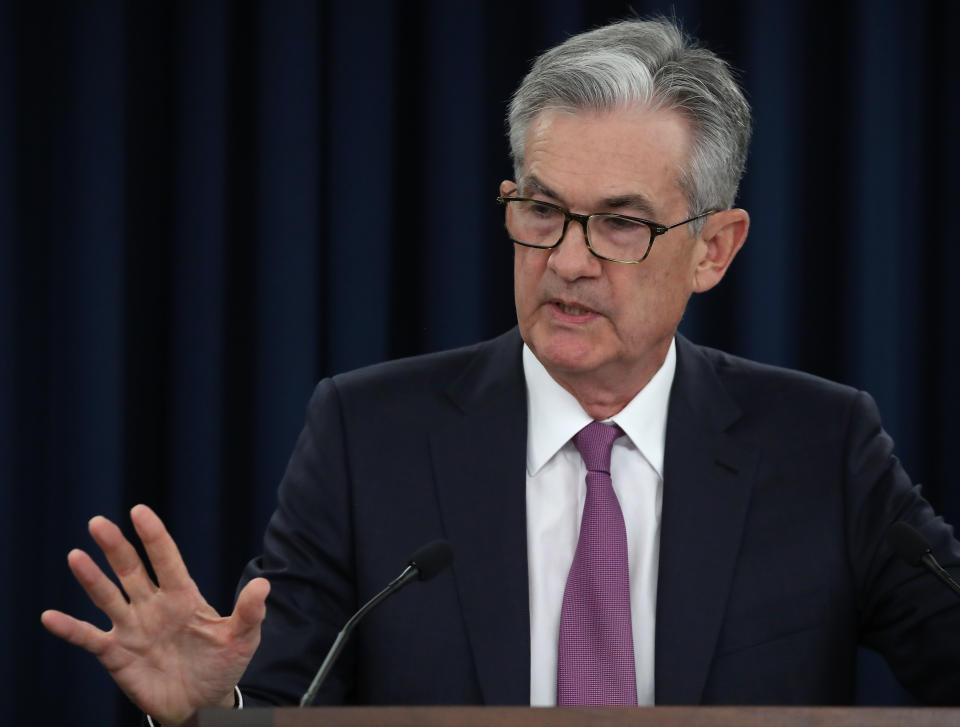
[519,107,691,216]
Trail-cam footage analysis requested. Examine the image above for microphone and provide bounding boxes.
[887,521,960,600]
[299,539,454,706]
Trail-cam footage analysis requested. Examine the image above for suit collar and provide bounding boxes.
[654,334,758,704]
[431,328,531,704]
[669,334,743,432]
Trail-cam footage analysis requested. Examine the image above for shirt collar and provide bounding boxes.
[522,338,677,478]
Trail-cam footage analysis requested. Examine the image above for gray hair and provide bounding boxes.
[507,18,751,220]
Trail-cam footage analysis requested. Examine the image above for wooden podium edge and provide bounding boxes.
[185,705,960,727]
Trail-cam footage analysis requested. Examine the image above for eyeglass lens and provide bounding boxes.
[505,199,651,261]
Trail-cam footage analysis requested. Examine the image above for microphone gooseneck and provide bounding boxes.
[888,521,933,566]
[887,521,960,600]
[299,539,454,707]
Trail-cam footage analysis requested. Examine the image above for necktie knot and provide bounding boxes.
[574,421,623,474]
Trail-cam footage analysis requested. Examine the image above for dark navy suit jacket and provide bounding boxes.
[237,329,960,706]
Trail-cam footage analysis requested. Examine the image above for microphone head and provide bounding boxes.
[888,521,932,566]
[408,539,454,581]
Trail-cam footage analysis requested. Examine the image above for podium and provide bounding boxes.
[183,706,960,727]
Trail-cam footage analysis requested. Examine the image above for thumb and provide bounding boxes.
[230,577,270,637]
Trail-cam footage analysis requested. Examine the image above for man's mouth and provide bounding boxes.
[553,300,597,316]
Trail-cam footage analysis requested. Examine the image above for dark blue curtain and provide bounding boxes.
[6,1,959,723]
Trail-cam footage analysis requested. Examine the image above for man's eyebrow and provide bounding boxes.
[519,176,561,201]
[519,176,660,219]
[601,194,658,219]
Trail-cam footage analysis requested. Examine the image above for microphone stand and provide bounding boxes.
[299,565,419,706]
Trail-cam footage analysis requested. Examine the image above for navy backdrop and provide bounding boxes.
[5,0,960,723]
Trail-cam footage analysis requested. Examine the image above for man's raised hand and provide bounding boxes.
[41,504,269,726]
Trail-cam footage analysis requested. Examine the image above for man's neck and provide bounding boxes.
[545,343,673,420]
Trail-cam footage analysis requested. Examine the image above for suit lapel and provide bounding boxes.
[655,336,758,704]
[430,329,531,705]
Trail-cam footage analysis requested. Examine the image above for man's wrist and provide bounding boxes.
[218,686,240,709]
[145,686,242,727]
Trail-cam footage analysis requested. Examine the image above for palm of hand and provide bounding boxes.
[101,583,250,722]
[41,505,269,726]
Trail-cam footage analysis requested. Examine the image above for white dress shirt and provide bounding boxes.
[523,339,676,706]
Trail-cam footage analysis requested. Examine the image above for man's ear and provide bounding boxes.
[693,208,750,293]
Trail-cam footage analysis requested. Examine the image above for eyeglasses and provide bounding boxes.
[496,194,717,264]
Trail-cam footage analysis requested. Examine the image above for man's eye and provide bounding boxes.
[594,215,640,231]
[606,216,642,230]
[529,202,558,217]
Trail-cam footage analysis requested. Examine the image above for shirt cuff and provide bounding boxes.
[145,686,242,726]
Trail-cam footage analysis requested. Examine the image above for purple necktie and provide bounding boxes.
[557,421,637,706]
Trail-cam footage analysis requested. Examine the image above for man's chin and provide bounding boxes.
[531,337,604,377]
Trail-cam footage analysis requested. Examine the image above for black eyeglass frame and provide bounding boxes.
[496,194,718,264]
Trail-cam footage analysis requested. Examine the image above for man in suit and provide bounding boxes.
[41,17,960,725]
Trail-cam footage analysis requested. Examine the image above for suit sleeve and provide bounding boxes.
[234,377,358,706]
[845,390,960,703]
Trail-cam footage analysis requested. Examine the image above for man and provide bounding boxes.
[41,17,960,725]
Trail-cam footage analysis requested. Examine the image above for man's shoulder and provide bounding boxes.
[322,328,523,409]
[684,337,858,399]
[676,336,866,433]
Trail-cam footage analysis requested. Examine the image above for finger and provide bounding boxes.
[129,504,193,591]
[88,515,157,602]
[230,578,270,638]
[66,549,135,626]
[41,609,111,656]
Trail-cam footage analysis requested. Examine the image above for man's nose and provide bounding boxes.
[548,217,600,279]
